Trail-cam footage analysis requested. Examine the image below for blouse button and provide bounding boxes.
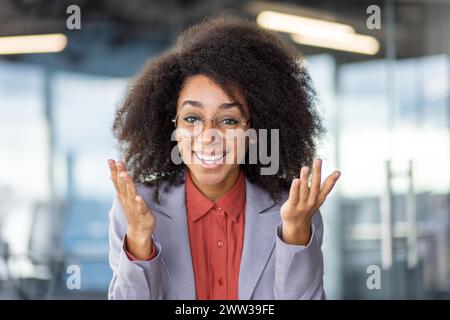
[218,278,223,286]
[217,240,224,248]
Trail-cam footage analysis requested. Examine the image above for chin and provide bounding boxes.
[188,164,231,186]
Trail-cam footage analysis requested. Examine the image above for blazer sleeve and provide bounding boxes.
[107,194,164,300]
[274,209,325,300]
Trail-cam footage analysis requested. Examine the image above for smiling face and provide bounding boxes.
[175,74,251,187]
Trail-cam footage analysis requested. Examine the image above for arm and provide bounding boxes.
[108,194,164,300]
[274,159,340,299]
[124,235,157,261]
[274,209,325,299]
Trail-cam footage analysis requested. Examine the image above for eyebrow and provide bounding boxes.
[181,100,246,115]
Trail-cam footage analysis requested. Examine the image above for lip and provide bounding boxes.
[192,151,226,157]
[192,151,228,168]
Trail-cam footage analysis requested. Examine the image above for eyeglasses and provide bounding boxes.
[172,112,250,137]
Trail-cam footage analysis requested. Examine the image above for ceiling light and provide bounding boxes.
[0,34,67,55]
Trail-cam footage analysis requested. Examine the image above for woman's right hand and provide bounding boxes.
[108,159,156,260]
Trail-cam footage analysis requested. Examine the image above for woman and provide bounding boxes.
[107,15,341,300]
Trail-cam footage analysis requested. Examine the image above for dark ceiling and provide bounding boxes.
[0,0,448,76]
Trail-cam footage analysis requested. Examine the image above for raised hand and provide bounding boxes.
[108,159,156,260]
[280,159,341,245]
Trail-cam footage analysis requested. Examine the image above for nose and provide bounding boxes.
[203,118,216,131]
[197,120,222,145]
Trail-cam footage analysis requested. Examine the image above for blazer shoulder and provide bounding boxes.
[135,178,185,214]
[274,186,290,207]
[135,182,160,211]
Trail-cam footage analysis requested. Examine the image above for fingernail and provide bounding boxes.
[335,171,341,178]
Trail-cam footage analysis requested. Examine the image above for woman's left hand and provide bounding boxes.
[280,158,341,245]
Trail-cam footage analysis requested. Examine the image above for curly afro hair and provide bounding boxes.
[112,14,325,204]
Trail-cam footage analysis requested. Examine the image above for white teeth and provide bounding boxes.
[194,152,225,162]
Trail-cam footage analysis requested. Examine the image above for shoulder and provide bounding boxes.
[136,178,185,212]
[135,181,166,211]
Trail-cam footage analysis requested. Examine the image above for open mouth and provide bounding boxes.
[193,151,228,165]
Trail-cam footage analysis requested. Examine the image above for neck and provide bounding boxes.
[189,167,241,201]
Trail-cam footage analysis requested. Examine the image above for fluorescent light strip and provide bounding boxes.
[0,34,67,55]
[257,10,356,38]
[256,10,380,55]
[292,33,379,55]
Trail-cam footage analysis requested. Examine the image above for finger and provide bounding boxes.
[317,171,341,206]
[108,159,119,190]
[120,160,136,198]
[120,160,129,171]
[308,159,322,205]
[135,195,148,215]
[120,170,137,200]
[299,166,310,205]
[288,178,300,205]
[116,161,127,199]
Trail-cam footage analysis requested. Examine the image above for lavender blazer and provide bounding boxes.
[108,171,325,300]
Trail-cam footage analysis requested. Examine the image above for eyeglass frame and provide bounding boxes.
[171,112,251,134]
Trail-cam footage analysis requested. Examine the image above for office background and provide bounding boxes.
[0,0,449,299]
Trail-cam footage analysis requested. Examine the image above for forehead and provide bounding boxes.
[177,75,249,114]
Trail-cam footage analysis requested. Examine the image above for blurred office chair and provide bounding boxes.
[2,201,66,299]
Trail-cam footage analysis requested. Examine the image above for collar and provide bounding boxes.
[185,168,246,223]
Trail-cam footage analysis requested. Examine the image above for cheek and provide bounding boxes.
[226,135,249,162]
[177,135,193,156]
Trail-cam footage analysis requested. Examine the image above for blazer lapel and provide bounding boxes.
[238,178,283,300]
[147,177,196,300]
[144,171,284,300]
